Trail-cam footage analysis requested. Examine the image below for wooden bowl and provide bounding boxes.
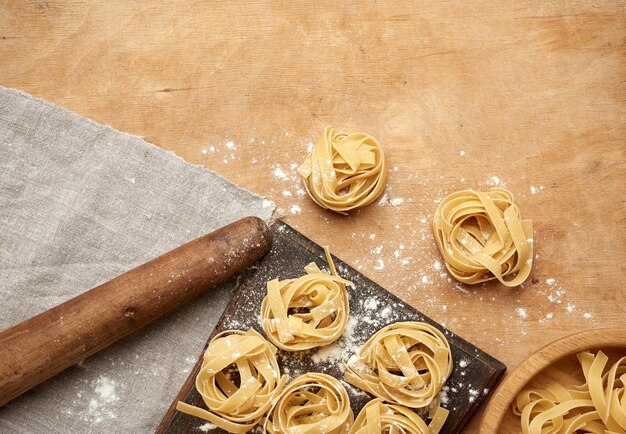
[480,328,626,433]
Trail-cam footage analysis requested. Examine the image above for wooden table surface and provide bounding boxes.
[1,1,624,432]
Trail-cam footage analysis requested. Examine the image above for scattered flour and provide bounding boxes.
[310,316,360,364]
[489,176,501,186]
[84,376,119,424]
[364,297,379,310]
[289,205,302,215]
[273,166,288,180]
[310,344,344,364]
[468,388,480,403]
[374,259,385,271]
[199,422,217,432]
[440,386,450,405]
[390,198,404,206]
[516,307,528,319]
[94,377,117,402]
[224,141,236,150]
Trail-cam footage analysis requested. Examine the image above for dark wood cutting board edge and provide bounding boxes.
[157,220,506,433]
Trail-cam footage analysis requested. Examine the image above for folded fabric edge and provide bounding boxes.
[0,85,277,220]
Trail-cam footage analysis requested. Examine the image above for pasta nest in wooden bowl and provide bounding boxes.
[512,350,626,433]
[176,329,287,433]
[432,187,533,287]
[344,321,453,409]
[261,247,352,351]
[297,126,387,214]
[349,398,449,434]
[265,372,354,434]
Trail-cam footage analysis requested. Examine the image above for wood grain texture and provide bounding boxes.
[481,328,626,433]
[157,221,506,433]
[1,1,624,432]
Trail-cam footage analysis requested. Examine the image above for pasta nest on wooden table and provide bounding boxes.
[432,187,533,287]
[513,350,626,434]
[175,328,287,433]
[344,321,453,410]
[348,398,449,434]
[264,372,354,434]
[261,247,353,351]
[297,126,387,214]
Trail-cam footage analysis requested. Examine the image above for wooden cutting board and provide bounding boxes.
[157,221,506,433]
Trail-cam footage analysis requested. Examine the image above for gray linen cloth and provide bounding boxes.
[0,87,274,433]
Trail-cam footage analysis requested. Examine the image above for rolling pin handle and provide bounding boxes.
[0,216,272,406]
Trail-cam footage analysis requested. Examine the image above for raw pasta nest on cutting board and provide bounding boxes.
[261,246,352,351]
[175,329,287,433]
[264,372,354,434]
[297,126,387,214]
[344,321,453,410]
[176,248,455,433]
[177,321,453,433]
[433,187,533,287]
[349,398,448,434]
[513,350,626,433]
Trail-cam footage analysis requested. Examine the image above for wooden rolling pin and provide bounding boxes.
[0,216,272,406]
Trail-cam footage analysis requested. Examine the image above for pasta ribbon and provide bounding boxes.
[513,350,626,434]
[348,398,449,434]
[297,126,387,214]
[261,247,352,351]
[265,372,354,434]
[432,187,533,287]
[176,329,287,433]
[344,322,453,409]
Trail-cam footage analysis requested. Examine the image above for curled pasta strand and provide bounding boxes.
[432,187,533,287]
[298,126,387,214]
[176,329,287,433]
[344,321,453,409]
[261,247,352,351]
[265,372,354,434]
[513,350,626,433]
[348,398,449,434]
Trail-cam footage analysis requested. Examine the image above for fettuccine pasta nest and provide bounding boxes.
[261,247,352,351]
[433,187,533,287]
[513,350,626,433]
[176,329,287,433]
[344,321,453,409]
[349,398,449,434]
[265,372,354,434]
[297,126,387,214]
